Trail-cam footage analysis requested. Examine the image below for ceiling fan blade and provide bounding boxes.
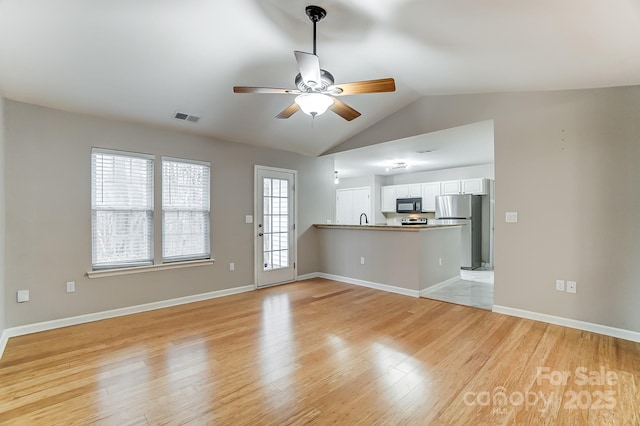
[332,78,396,96]
[294,51,321,88]
[329,98,361,121]
[276,102,300,119]
[233,86,295,94]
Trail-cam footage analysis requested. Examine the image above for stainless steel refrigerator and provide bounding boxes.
[431,194,482,270]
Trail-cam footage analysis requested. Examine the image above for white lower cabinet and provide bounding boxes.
[421,182,440,212]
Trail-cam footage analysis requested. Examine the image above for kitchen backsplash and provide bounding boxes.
[384,212,435,226]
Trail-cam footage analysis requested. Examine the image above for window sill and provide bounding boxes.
[86,259,215,279]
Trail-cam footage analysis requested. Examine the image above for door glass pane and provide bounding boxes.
[264,178,271,197]
[262,177,289,271]
[263,197,271,215]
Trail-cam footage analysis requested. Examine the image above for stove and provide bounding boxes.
[401,217,428,226]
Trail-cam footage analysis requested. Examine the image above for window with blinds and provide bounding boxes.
[91,149,154,270]
[162,158,211,263]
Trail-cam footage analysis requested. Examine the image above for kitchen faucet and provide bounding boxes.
[359,213,369,225]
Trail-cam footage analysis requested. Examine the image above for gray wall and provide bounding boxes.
[0,97,5,335]
[329,87,640,332]
[3,100,335,327]
[316,227,460,292]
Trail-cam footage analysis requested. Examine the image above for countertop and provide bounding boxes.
[313,224,462,232]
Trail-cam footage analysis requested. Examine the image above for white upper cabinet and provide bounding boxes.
[395,183,422,198]
[440,180,462,195]
[462,178,489,195]
[382,178,490,214]
[381,185,397,212]
[440,178,489,195]
[421,182,441,212]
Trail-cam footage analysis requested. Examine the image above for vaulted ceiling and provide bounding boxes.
[1,0,639,156]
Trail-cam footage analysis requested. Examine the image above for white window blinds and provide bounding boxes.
[162,158,211,262]
[91,149,154,269]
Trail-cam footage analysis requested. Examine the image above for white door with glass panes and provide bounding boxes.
[255,166,296,287]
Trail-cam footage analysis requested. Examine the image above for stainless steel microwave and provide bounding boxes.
[396,197,422,214]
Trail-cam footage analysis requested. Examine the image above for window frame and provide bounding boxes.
[161,156,211,264]
[91,147,155,271]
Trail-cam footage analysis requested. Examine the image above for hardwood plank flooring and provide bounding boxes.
[1,278,639,425]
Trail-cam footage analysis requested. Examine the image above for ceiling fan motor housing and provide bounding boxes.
[295,69,335,92]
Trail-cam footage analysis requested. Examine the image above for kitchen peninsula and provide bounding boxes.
[314,224,462,297]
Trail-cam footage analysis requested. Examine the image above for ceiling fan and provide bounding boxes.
[233,5,396,121]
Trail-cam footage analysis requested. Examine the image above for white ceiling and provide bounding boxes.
[1,1,639,157]
[329,120,494,179]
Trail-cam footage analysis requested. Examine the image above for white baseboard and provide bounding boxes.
[0,329,9,361]
[0,285,255,360]
[419,276,460,297]
[492,305,640,343]
[317,273,420,298]
[296,272,320,281]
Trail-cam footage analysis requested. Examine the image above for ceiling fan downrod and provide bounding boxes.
[305,5,326,56]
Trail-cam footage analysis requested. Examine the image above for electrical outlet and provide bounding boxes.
[555,280,565,291]
[17,290,29,303]
[229,262,235,271]
[360,257,365,265]
[66,281,76,293]
[505,212,518,223]
[566,281,577,293]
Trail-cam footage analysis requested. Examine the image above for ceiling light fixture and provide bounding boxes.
[295,93,334,117]
[334,170,340,184]
[385,162,409,171]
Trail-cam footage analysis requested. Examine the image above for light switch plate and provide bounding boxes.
[66,281,76,293]
[245,215,253,224]
[555,280,565,291]
[505,212,518,223]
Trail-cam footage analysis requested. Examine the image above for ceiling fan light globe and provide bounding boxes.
[295,93,334,116]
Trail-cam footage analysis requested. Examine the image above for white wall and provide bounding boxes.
[387,163,494,185]
[329,87,640,333]
[3,100,335,327]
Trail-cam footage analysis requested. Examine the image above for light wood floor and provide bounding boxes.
[1,279,639,425]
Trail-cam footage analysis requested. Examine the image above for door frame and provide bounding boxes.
[254,165,298,289]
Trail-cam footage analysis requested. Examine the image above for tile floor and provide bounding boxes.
[423,268,494,310]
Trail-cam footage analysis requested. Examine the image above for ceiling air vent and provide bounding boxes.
[173,112,201,123]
